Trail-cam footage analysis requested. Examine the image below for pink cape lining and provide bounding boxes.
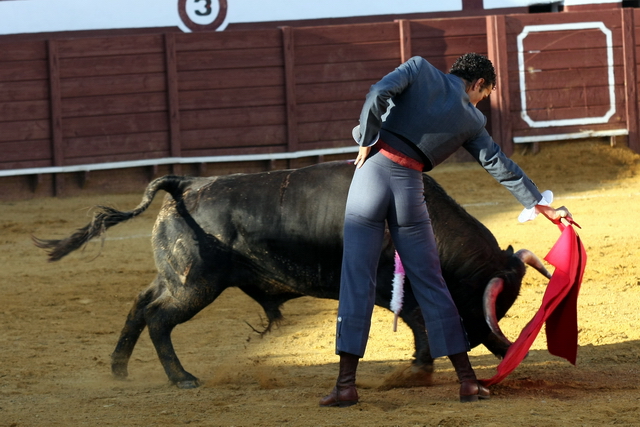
[480,222,587,387]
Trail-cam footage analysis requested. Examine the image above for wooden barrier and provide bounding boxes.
[1,8,639,200]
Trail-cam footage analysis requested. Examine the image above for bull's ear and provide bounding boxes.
[505,245,514,256]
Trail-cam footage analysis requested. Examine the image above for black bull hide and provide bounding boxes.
[34,160,550,389]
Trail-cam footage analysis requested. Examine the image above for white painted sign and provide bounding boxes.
[0,0,464,35]
[517,21,615,128]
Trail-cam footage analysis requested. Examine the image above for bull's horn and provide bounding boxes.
[483,277,513,348]
[515,249,552,279]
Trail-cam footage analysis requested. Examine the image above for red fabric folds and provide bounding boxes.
[480,222,587,387]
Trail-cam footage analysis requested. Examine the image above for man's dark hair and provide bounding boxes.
[449,53,496,89]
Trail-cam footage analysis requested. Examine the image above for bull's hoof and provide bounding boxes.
[175,378,200,389]
[111,364,129,379]
[379,364,433,390]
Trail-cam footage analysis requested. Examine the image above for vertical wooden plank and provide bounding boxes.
[281,26,299,154]
[165,33,182,174]
[486,15,513,156]
[622,9,639,153]
[47,40,64,195]
[397,19,412,64]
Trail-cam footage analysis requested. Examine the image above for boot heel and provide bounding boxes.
[460,394,479,403]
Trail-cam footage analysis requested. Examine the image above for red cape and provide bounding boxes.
[480,222,587,387]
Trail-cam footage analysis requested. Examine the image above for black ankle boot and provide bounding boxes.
[319,352,359,407]
[448,352,490,403]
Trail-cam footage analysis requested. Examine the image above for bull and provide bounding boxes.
[34,160,550,389]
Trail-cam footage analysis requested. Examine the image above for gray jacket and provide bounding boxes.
[355,56,542,209]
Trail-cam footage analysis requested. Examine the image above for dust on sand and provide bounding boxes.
[1,140,639,426]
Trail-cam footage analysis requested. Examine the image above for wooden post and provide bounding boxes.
[486,15,513,156]
[622,9,639,154]
[397,20,412,64]
[165,33,182,175]
[281,26,299,158]
[462,0,484,11]
[47,40,64,196]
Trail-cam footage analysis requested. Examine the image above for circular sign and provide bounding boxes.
[178,0,228,31]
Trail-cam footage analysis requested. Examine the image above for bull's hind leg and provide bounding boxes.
[111,280,160,379]
[144,284,224,389]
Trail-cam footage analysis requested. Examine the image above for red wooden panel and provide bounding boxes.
[411,36,488,58]
[0,99,49,122]
[522,85,625,110]
[515,29,613,51]
[297,140,353,152]
[296,80,382,104]
[505,9,623,34]
[175,29,282,51]
[180,146,287,158]
[176,48,283,71]
[411,16,487,38]
[67,150,172,166]
[0,80,48,102]
[178,67,284,91]
[509,66,624,90]
[294,60,396,85]
[412,38,487,63]
[60,73,166,98]
[0,139,51,163]
[294,41,399,65]
[521,47,621,71]
[0,158,53,171]
[180,105,286,131]
[297,119,353,144]
[180,125,286,150]
[521,103,626,123]
[179,86,284,110]
[513,122,627,138]
[0,41,47,61]
[0,119,50,142]
[59,53,165,78]
[62,92,167,118]
[63,132,170,159]
[62,112,168,138]
[296,100,362,123]
[293,22,399,47]
[0,60,48,82]
[56,34,165,58]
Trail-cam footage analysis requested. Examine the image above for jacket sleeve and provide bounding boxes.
[354,57,422,146]
[463,128,543,209]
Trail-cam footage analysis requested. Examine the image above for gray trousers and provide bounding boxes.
[336,151,470,359]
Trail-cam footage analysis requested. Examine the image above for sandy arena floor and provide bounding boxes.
[1,139,639,426]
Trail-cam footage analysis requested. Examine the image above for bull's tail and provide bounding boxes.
[33,175,191,262]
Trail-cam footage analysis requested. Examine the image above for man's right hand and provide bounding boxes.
[536,205,572,223]
[355,146,371,169]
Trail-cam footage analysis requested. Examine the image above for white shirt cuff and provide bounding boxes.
[352,125,379,147]
[518,190,553,223]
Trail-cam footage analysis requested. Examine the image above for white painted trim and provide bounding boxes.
[0,145,360,178]
[513,128,627,143]
[517,22,616,128]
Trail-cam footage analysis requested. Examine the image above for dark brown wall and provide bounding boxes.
[1,8,639,201]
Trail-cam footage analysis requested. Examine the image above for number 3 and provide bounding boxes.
[178,0,228,31]
[194,0,212,16]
